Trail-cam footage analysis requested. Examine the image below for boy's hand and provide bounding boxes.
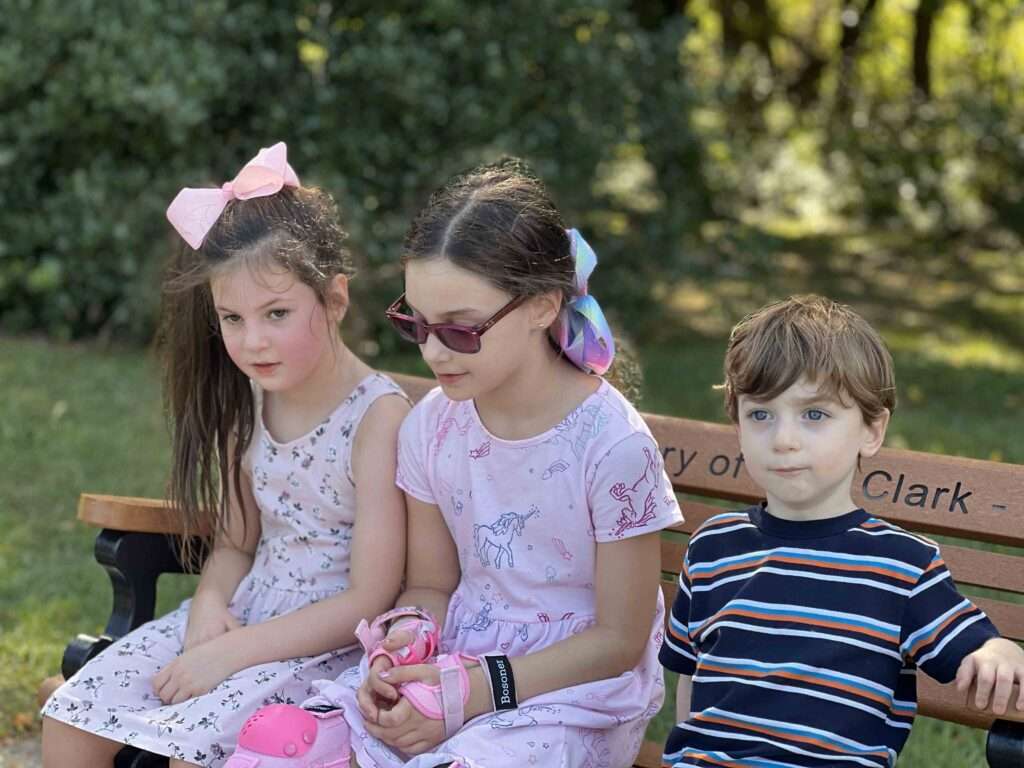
[956,637,1024,715]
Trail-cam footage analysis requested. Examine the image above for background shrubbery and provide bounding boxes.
[0,0,708,345]
[6,1,1020,350]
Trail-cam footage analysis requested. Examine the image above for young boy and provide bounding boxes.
[659,295,1024,768]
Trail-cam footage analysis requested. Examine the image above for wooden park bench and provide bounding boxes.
[40,372,1024,767]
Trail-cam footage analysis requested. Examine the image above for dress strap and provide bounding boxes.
[342,373,410,485]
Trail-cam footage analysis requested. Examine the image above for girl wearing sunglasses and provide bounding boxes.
[226,159,683,768]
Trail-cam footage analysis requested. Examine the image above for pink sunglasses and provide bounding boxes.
[385,293,527,354]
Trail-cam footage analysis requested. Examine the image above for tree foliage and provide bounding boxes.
[3,1,1020,343]
[0,0,706,342]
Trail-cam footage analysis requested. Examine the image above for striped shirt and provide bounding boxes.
[658,506,998,768]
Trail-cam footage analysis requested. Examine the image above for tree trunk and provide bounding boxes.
[714,0,775,66]
[913,0,944,99]
[630,0,689,30]
[835,0,880,114]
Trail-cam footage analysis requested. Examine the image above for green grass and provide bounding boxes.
[0,338,197,740]
[1,328,1021,764]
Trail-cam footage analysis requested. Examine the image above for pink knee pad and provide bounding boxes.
[224,704,350,768]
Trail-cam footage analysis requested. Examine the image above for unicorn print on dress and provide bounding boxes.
[458,601,495,632]
[473,506,539,569]
[581,729,612,768]
[450,495,465,517]
[542,459,570,480]
[552,537,574,561]
[434,412,474,453]
[549,404,610,461]
[486,704,560,730]
[610,447,660,538]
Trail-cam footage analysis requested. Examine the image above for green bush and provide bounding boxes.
[0,1,708,343]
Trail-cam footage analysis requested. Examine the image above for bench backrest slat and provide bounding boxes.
[647,414,1023,547]
[393,373,1022,546]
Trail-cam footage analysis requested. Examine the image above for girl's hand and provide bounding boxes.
[153,636,240,705]
[355,628,415,722]
[956,637,1024,715]
[184,592,240,651]
[365,657,482,753]
[364,683,446,754]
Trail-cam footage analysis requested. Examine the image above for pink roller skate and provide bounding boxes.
[224,704,350,768]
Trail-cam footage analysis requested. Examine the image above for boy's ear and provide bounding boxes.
[860,408,890,459]
[325,274,350,323]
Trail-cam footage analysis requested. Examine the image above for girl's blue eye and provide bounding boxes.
[269,309,289,320]
[749,409,770,422]
[806,409,828,421]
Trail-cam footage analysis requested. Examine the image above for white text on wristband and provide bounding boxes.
[481,654,518,711]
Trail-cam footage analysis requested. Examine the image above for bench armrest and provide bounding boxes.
[77,493,192,535]
[62,500,207,680]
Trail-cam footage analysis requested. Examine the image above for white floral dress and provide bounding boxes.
[44,373,407,767]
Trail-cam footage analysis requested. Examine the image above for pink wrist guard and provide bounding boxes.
[354,606,439,669]
[399,653,474,738]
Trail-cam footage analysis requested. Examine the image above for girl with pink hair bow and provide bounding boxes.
[41,143,411,768]
[227,159,685,768]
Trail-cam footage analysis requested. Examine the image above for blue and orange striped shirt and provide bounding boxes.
[659,506,998,768]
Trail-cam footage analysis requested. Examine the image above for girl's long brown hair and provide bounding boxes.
[157,186,353,570]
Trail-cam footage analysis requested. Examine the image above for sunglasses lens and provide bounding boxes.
[388,315,425,344]
[437,328,481,354]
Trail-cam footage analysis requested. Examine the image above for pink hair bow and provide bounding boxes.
[166,142,300,250]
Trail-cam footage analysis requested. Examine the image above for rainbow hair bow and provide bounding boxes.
[554,228,616,375]
[166,142,300,250]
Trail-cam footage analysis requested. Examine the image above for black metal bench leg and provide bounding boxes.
[987,719,1024,767]
[60,529,203,768]
[61,529,190,679]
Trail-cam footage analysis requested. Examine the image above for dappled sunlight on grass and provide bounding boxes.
[887,331,1024,373]
[652,220,1024,384]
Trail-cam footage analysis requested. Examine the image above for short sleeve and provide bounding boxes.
[659,554,697,674]
[588,432,683,543]
[395,398,436,505]
[900,551,999,683]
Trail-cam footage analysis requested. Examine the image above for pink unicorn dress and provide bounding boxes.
[313,381,683,767]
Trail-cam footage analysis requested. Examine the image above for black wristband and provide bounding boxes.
[481,654,518,711]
